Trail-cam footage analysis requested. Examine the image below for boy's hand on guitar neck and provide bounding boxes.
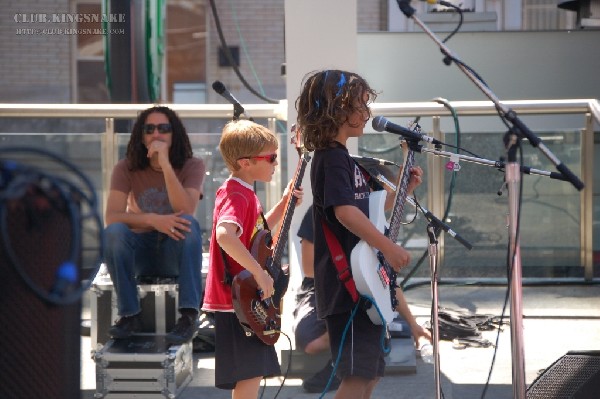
[282,179,304,206]
[407,166,424,195]
[396,141,424,196]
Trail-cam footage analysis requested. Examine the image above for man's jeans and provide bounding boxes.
[103,215,202,317]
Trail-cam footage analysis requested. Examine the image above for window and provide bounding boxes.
[75,2,109,103]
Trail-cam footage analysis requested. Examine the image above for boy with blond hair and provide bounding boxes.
[203,120,302,397]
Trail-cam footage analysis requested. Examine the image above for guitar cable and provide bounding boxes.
[258,330,292,399]
[0,147,103,307]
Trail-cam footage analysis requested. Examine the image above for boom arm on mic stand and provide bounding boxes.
[350,154,472,250]
[395,0,583,191]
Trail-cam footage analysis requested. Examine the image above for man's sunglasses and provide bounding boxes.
[238,153,278,164]
[143,123,172,134]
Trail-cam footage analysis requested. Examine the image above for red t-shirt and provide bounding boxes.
[202,178,265,312]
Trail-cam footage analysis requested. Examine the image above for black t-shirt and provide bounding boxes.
[310,143,371,318]
[297,205,314,242]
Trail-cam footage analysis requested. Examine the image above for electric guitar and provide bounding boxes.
[350,125,418,325]
[231,125,310,345]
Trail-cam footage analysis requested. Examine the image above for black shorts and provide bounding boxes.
[326,307,386,380]
[293,279,327,351]
[214,312,280,390]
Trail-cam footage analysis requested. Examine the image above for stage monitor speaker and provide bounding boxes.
[527,350,600,399]
[0,186,81,399]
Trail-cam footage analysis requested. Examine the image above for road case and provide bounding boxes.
[93,335,193,398]
[90,268,179,348]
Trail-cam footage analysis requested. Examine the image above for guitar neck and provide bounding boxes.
[387,150,415,242]
[270,153,310,270]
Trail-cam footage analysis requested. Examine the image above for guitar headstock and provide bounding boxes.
[402,117,423,154]
[290,123,306,157]
[407,116,422,133]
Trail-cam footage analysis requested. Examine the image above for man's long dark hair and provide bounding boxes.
[126,106,193,171]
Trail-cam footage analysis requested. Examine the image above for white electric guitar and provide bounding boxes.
[350,140,416,325]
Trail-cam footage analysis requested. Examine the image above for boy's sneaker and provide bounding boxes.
[109,314,142,339]
[166,314,200,345]
[302,362,341,393]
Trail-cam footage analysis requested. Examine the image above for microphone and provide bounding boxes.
[415,0,455,5]
[420,207,473,250]
[351,155,399,192]
[211,80,248,119]
[372,116,442,145]
[405,197,473,250]
[351,155,399,167]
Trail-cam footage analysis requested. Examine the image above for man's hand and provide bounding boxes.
[154,211,192,240]
[147,140,171,168]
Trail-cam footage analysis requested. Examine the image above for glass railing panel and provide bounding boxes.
[359,127,584,279]
[114,131,287,253]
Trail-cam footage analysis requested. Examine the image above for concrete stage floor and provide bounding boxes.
[81,283,600,399]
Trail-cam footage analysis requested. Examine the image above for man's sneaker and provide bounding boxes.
[302,362,341,393]
[166,314,200,345]
[109,314,142,339]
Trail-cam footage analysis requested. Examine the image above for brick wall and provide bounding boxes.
[206,0,385,107]
[1,1,73,103]
[206,0,286,105]
[0,1,385,105]
[358,0,387,31]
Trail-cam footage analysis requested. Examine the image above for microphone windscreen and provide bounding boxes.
[212,80,226,94]
[372,116,386,132]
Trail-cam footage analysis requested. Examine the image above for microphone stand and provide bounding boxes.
[395,2,585,398]
[426,222,442,399]
[232,103,245,121]
[353,150,472,399]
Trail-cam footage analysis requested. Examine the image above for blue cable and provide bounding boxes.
[319,295,392,398]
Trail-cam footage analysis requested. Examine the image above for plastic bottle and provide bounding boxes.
[419,342,434,364]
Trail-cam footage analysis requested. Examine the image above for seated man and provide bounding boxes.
[103,105,205,345]
[293,205,432,393]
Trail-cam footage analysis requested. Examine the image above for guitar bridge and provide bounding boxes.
[250,298,281,334]
[250,298,269,324]
[375,252,392,288]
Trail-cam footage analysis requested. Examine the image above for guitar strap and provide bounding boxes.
[220,211,270,286]
[220,246,233,286]
[319,162,383,305]
[321,220,360,303]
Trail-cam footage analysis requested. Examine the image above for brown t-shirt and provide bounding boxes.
[110,157,205,215]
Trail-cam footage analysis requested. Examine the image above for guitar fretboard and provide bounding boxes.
[270,153,310,271]
[387,150,415,242]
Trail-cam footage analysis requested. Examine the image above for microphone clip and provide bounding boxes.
[402,138,423,154]
[232,103,245,121]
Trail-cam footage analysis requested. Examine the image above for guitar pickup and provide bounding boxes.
[377,264,391,287]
